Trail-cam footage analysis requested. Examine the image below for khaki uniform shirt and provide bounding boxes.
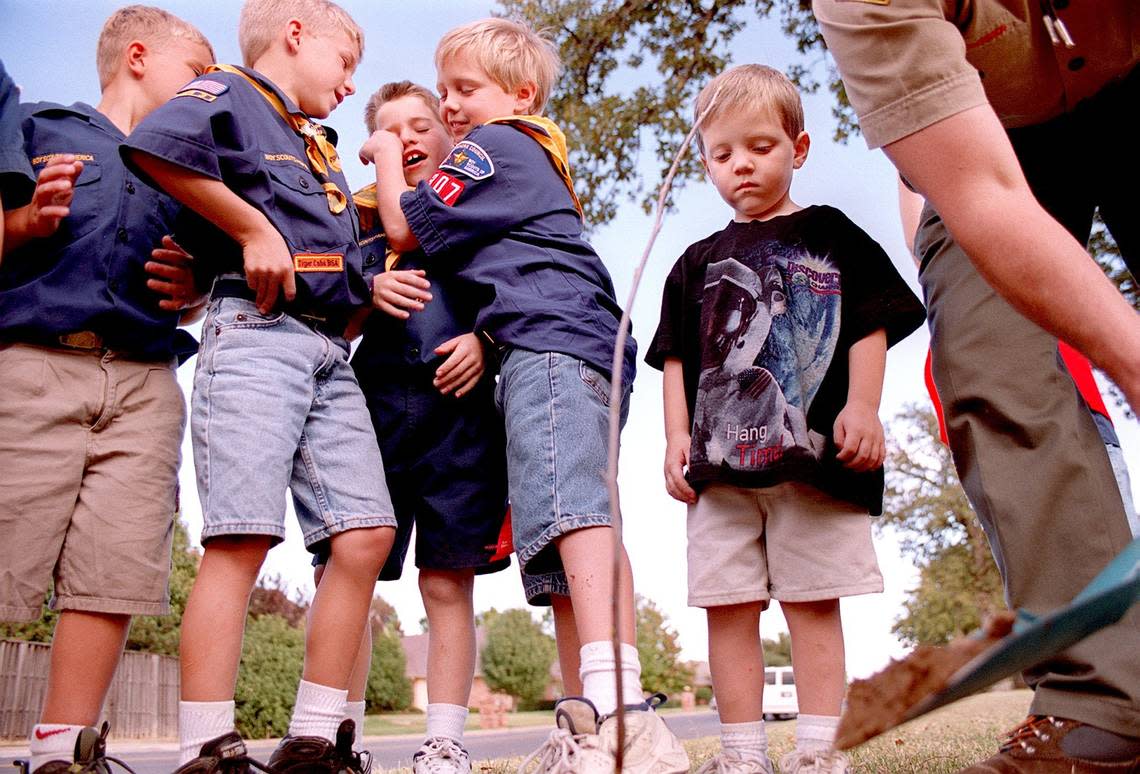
[813,0,1140,147]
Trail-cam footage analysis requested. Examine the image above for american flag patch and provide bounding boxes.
[184,79,229,95]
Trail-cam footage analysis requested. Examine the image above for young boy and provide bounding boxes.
[0,8,213,772]
[363,17,689,773]
[314,80,513,774]
[646,65,925,774]
[121,2,394,771]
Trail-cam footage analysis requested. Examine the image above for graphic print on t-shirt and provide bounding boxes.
[691,240,840,472]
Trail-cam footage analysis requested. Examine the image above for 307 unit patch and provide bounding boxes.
[294,253,344,272]
[176,79,229,102]
[428,171,466,206]
[439,140,494,180]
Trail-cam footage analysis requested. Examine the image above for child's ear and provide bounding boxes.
[125,40,148,79]
[513,81,538,114]
[792,131,810,169]
[285,19,304,54]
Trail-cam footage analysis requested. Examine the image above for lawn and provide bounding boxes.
[382,689,1032,773]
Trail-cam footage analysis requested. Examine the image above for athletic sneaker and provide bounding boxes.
[778,748,850,773]
[516,697,612,773]
[30,723,134,774]
[267,719,371,773]
[412,736,471,773]
[596,694,690,774]
[172,731,277,773]
[695,747,774,773]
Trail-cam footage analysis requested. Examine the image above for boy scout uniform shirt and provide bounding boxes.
[0,101,195,360]
[0,60,34,207]
[121,65,369,317]
[812,0,1140,148]
[400,121,637,387]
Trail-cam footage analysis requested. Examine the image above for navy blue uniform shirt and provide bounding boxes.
[0,60,34,208]
[0,101,195,360]
[121,66,369,317]
[400,122,637,387]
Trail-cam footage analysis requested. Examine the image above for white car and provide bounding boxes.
[762,666,798,720]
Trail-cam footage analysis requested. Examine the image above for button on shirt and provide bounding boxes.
[400,122,637,387]
[0,101,194,360]
[121,65,369,317]
[0,60,34,207]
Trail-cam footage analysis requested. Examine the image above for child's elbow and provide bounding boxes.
[388,228,418,252]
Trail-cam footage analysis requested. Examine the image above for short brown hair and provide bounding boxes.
[96,5,213,90]
[363,81,441,133]
[435,17,561,115]
[239,0,363,68]
[695,64,805,153]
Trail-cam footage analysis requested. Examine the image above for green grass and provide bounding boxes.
[362,709,557,737]
[381,689,1032,773]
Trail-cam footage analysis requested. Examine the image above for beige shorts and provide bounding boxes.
[0,343,185,621]
[687,481,883,608]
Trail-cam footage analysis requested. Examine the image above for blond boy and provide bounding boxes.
[122,2,393,772]
[363,17,689,774]
[0,7,213,772]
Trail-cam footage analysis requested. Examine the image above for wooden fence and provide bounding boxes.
[0,640,178,740]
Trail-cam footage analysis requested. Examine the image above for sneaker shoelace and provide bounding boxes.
[516,728,584,774]
[999,715,1065,755]
[415,737,468,772]
[777,749,849,774]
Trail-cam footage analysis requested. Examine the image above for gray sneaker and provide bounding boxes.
[412,736,471,774]
[695,747,774,773]
[778,748,851,773]
[516,697,612,774]
[596,695,690,774]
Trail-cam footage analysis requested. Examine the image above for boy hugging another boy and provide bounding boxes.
[646,65,925,774]
[123,1,394,772]
[364,16,689,774]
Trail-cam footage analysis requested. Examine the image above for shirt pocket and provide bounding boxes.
[264,161,347,252]
[53,160,104,242]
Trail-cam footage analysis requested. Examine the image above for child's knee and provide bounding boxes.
[418,570,474,610]
[328,526,395,573]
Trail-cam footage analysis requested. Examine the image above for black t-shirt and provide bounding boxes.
[646,205,925,514]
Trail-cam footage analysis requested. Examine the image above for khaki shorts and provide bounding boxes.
[687,481,883,608]
[0,343,185,621]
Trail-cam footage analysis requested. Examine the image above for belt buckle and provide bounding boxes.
[58,331,104,350]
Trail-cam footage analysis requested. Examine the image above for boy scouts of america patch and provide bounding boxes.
[176,79,229,102]
[294,253,344,272]
[439,140,494,180]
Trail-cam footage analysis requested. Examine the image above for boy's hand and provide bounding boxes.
[358,129,402,167]
[372,269,432,318]
[433,333,484,397]
[240,225,296,314]
[833,401,885,472]
[664,434,697,504]
[146,235,204,311]
[26,155,83,238]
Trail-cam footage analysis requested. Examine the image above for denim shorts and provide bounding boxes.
[494,348,630,578]
[192,298,396,547]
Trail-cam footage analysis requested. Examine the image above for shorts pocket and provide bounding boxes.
[578,360,613,407]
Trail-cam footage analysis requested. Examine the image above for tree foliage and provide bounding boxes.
[496,0,850,227]
[761,631,792,667]
[480,608,557,705]
[636,595,692,696]
[881,404,1005,646]
[234,613,306,739]
[366,622,413,712]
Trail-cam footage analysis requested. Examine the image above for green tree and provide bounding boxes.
[366,622,413,712]
[636,595,692,696]
[496,0,846,227]
[761,631,792,667]
[881,404,1005,646]
[480,608,557,706]
[234,613,306,738]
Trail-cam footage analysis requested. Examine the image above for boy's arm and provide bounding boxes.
[145,234,208,322]
[127,151,295,314]
[2,156,82,259]
[371,268,432,319]
[834,328,887,472]
[663,358,697,504]
[432,332,484,398]
[360,130,418,252]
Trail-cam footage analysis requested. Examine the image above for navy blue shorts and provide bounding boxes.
[311,370,510,579]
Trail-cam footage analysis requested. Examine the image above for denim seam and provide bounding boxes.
[302,514,397,548]
[517,512,611,568]
[546,352,562,521]
[297,429,334,522]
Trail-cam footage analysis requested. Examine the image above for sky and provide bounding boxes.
[2,0,1137,680]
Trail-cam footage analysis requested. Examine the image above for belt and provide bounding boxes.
[211,278,350,338]
[57,330,105,350]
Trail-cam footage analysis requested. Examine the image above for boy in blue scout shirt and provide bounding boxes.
[313,80,512,773]
[0,8,214,773]
[121,2,392,772]
[0,60,35,256]
[362,17,689,773]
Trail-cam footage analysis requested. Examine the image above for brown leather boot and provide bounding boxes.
[959,716,1140,773]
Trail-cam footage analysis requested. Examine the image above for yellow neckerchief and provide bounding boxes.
[352,183,402,270]
[485,115,583,219]
[208,64,347,214]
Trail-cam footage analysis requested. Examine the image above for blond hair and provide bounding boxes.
[96,5,214,90]
[695,64,805,153]
[363,81,441,133]
[435,17,561,114]
[239,0,364,68]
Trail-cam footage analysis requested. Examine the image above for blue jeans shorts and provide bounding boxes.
[495,348,630,590]
[192,297,396,547]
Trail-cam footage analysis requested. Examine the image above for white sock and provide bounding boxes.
[288,680,348,743]
[795,713,840,753]
[425,703,469,742]
[29,724,84,770]
[346,700,366,752]
[721,720,771,766]
[178,701,235,765]
[579,641,644,716]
